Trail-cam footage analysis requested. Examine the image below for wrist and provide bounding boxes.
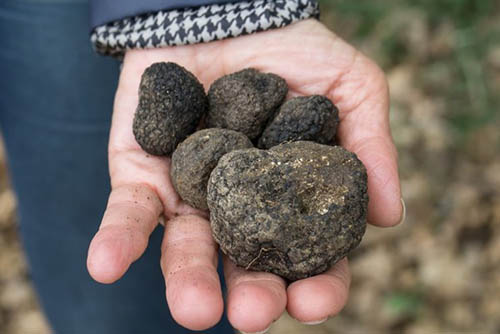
[91,0,320,58]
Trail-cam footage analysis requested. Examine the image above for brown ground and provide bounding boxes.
[1,1,499,333]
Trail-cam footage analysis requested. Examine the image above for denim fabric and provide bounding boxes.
[0,1,232,333]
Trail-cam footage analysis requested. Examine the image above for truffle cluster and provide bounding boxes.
[133,62,368,281]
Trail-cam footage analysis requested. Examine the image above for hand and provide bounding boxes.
[87,19,403,333]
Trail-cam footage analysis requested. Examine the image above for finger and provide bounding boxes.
[287,258,350,324]
[343,132,402,227]
[335,56,403,227]
[161,215,224,331]
[87,183,162,283]
[224,257,287,333]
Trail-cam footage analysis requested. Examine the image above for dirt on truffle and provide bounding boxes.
[207,141,368,281]
[259,95,340,149]
[206,68,288,140]
[133,62,207,156]
[171,128,253,210]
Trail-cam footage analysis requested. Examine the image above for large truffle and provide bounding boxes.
[207,141,368,281]
[171,128,253,210]
[206,69,288,140]
[133,62,207,156]
[259,96,339,149]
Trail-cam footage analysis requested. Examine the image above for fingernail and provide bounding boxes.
[240,326,271,334]
[399,198,406,225]
[158,214,166,227]
[301,317,328,325]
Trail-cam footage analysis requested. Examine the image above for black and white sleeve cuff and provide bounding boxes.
[91,0,320,57]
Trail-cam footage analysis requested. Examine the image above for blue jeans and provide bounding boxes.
[0,1,233,333]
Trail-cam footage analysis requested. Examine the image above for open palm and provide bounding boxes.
[87,19,402,333]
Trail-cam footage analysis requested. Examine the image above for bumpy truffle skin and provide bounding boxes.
[258,96,339,149]
[133,62,207,156]
[206,69,288,140]
[207,141,368,281]
[171,128,253,210]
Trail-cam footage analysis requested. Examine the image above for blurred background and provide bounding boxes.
[0,0,499,333]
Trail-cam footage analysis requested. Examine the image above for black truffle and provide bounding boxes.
[258,96,339,149]
[206,69,288,140]
[207,141,368,281]
[171,128,253,210]
[133,62,207,156]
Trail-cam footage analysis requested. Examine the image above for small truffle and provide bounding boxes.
[207,141,368,281]
[206,69,288,140]
[171,128,253,210]
[258,96,339,149]
[133,62,207,156]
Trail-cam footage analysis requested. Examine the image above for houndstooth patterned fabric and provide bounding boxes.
[91,0,320,57]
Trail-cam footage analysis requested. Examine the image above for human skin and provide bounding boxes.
[86,19,403,333]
